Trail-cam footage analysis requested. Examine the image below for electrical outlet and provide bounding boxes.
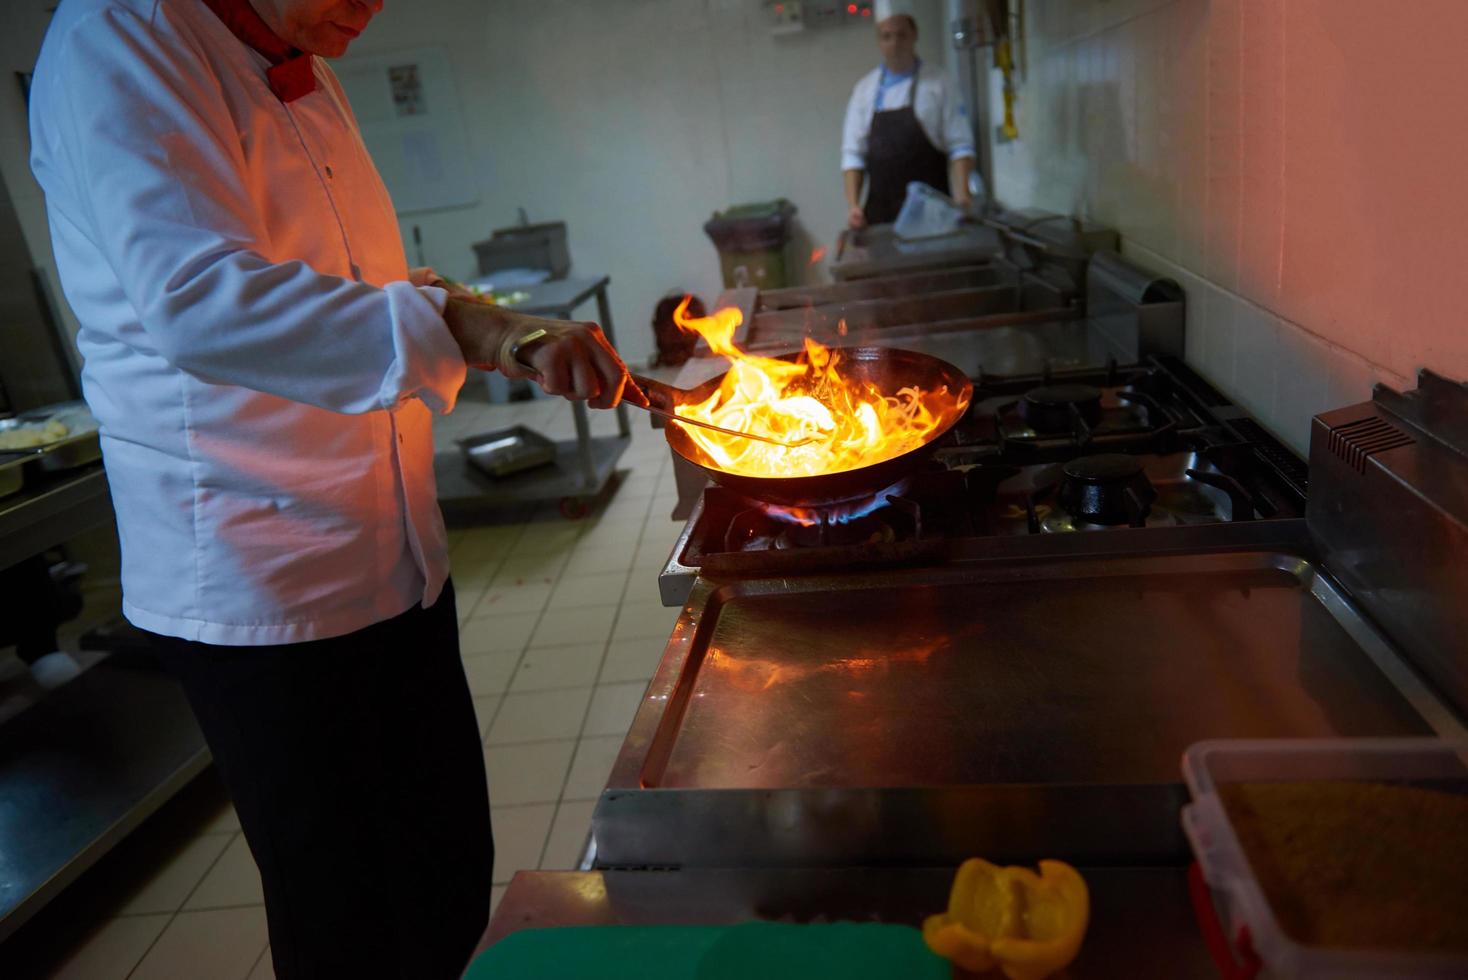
[765,0,805,34]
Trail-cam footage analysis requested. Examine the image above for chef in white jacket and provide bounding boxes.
[841,0,977,228]
[27,0,634,976]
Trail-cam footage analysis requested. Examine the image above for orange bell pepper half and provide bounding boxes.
[922,858,1089,980]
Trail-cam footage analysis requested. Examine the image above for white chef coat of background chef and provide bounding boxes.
[840,0,977,173]
[29,0,468,645]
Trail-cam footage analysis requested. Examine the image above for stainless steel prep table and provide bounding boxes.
[434,276,634,521]
[480,524,1455,975]
[594,526,1451,872]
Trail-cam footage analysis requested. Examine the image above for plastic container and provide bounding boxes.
[893,181,965,242]
[703,199,796,289]
[1181,738,1468,980]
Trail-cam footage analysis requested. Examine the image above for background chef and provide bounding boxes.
[841,0,978,228]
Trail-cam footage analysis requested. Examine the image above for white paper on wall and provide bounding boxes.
[335,46,478,214]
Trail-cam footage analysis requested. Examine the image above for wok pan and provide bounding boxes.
[657,346,972,508]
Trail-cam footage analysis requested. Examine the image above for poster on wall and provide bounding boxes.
[335,46,479,214]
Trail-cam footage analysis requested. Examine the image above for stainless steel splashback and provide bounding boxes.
[1085,250,1184,361]
[1307,369,1468,716]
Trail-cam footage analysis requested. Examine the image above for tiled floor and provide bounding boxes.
[5,387,686,979]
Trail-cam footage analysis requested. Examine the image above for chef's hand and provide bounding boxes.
[847,205,867,230]
[503,319,633,410]
[442,298,631,410]
[410,267,481,302]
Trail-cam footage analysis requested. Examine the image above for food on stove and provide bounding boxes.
[669,297,968,478]
[922,857,1089,980]
[0,418,69,449]
[1219,781,1468,952]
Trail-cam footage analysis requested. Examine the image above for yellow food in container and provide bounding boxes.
[0,418,69,450]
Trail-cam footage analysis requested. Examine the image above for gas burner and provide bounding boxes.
[724,481,913,552]
[1051,453,1157,528]
[990,451,1260,535]
[988,384,1161,452]
[1019,384,1103,434]
[754,513,898,551]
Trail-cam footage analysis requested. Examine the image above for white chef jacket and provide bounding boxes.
[841,61,977,172]
[28,0,469,645]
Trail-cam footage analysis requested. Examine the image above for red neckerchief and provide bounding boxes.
[200,0,316,102]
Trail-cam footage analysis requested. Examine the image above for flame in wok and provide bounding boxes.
[669,297,968,478]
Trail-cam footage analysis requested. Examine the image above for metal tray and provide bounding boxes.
[0,403,101,473]
[460,425,557,479]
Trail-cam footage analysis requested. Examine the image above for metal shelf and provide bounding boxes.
[0,465,111,572]
[0,467,210,944]
[0,650,210,942]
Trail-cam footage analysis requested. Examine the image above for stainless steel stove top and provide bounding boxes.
[658,355,1308,606]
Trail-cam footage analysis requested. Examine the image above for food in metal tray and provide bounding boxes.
[1219,781,1468,952]
[0,418,69,449]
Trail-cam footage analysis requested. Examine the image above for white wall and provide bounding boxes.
[0,0,946,371]
[339,0,945,368]
[990,0,1468,453]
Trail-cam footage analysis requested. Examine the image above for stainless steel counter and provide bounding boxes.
[595,528,1455,871]
[830,225,1003,281]
[477,867,1217,978]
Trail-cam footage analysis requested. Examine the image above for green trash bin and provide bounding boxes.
[703,199,797,290]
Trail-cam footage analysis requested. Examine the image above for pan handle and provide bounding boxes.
[628,374,679,410]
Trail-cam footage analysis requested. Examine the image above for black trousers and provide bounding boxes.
[150,580,493,980]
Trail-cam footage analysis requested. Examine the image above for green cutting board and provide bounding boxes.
[465,921,950,979]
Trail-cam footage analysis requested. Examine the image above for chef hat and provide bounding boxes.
[874,0,918,23]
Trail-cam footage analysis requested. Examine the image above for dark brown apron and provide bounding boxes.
[863,63,951,225]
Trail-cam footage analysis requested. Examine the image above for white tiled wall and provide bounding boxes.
[310,0,946,368]
[992,0,1467,454]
